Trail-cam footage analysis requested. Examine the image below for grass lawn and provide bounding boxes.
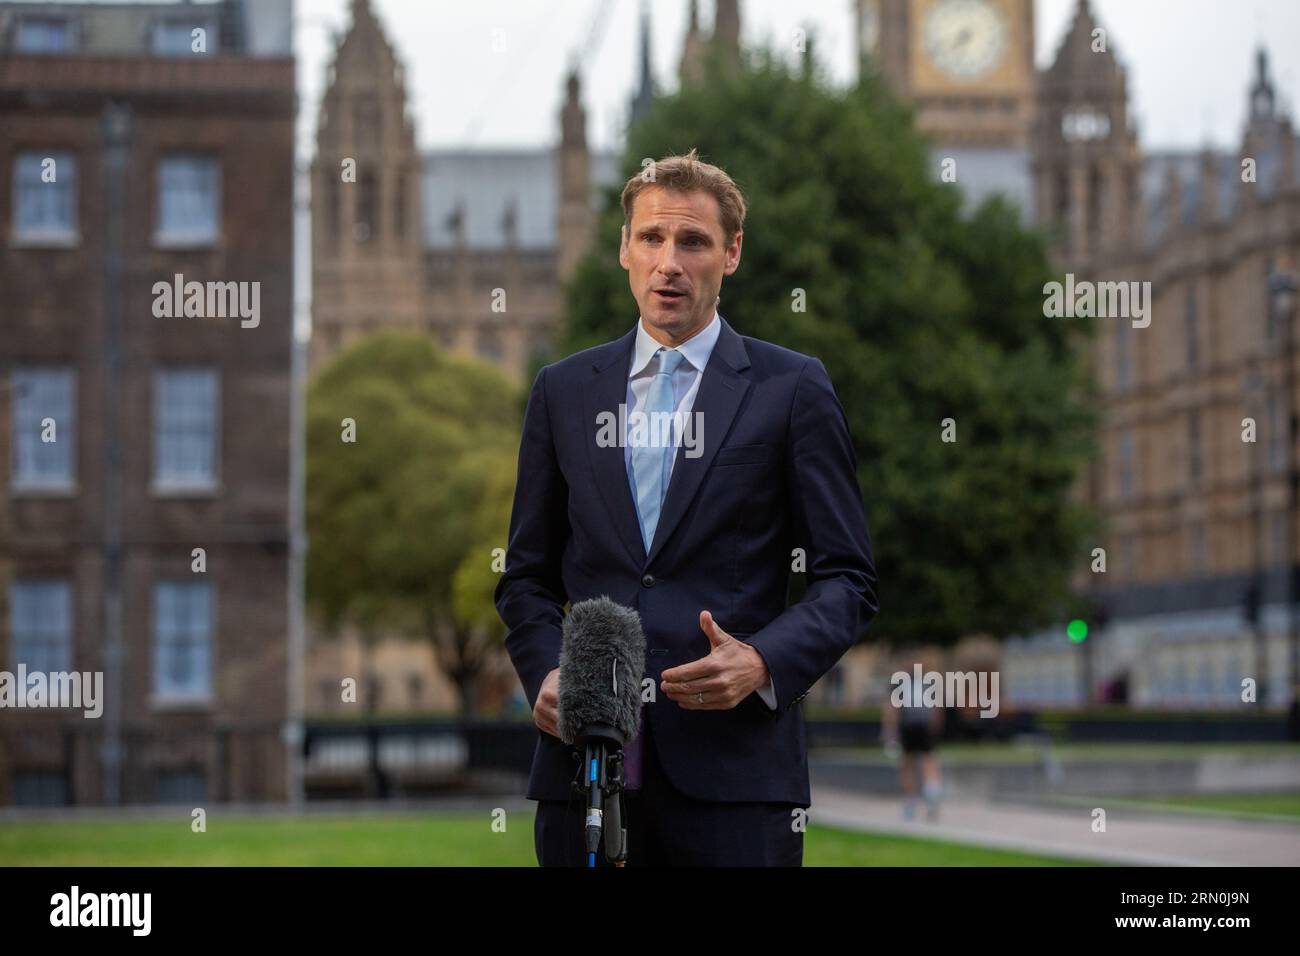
[0,813,1092,866]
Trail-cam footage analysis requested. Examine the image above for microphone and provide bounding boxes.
[557,597,645,866]
[558,597,645,747]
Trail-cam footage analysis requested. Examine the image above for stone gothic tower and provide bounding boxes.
[679,0,706,87]
[1031,0,1142,264]
[714,0,741,75]
[679,0,740,86]
[679,0,741,86]
[1242,47,1290,164]
[557,68,593,285]
[311,0,425,372]
[628,1,656,128]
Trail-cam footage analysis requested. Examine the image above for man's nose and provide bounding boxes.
[655,244,683,277]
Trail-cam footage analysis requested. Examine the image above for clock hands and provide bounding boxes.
[925,0,1007,79]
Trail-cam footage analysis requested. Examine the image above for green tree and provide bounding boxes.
[560,47,1097,648]
[306,332,520,715]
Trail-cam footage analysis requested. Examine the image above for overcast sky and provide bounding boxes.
[292,0,1300,159]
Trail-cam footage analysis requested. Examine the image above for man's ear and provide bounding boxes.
[723,230,743,276]
[618,224,630,270]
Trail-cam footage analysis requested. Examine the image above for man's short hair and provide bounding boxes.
[620,148,747,243]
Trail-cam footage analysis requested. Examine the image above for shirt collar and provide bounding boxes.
[629,308,722,379]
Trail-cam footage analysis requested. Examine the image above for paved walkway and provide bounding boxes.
[811,786,1300,866]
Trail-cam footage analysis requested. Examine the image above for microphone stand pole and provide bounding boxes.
[578,738,628,867]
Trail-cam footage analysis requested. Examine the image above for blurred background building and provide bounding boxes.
[842,0,1300,715]
[998,2,1299,712]
[0,0,297,803]
[3,0,1297,807]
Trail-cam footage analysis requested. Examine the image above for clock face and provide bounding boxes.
[1062,107,1111,142]
[923,0,1008,80]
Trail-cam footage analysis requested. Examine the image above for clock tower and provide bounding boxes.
[856,0,1035,148]
[1032,0,1141,263]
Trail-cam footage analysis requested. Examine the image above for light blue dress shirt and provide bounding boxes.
[624,310,778,711]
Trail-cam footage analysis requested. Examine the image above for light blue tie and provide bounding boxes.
[630,347,686,551]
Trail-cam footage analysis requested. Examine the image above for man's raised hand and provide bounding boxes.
[660,610,769,709]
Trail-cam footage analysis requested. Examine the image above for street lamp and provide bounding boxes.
[1269,271,1299,739]
[1245,366,1267,707]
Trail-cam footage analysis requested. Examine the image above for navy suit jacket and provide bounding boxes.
[494,317,879,803]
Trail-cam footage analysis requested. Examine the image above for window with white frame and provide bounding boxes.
[12,151,77,242]
[153,580,212,699]
[11,368,75,489]
[155,155,220,245]
[153,369,218,488]
[10,579,72,674]
[15,16,75,53]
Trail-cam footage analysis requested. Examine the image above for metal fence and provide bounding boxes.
[4,712,1290,806]
[1,722,285,807]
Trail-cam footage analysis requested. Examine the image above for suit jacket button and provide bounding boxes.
[641,573,656,588]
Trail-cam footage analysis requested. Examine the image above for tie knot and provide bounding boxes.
[656,348,685,376]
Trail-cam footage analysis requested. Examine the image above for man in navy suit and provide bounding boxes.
[495,149,878,866]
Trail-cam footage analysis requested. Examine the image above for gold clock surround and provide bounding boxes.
[910,0,1030,95]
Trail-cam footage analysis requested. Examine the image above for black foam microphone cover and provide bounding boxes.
[557,597,645,747]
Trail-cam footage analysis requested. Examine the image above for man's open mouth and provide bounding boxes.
[654,289,687,301]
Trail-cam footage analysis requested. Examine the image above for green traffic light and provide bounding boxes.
[1067,619,1088,643]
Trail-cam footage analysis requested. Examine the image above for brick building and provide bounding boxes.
[0,0,297,804]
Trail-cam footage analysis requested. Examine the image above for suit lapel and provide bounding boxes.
[582,328,647,567]
[645,319,751,566]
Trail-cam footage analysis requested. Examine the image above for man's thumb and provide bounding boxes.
[700,610,728,647]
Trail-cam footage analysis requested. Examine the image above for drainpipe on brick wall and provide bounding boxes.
[100,102,131,805]
[286,160,311,807]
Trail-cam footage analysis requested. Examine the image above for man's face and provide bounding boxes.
[619,186,742,345]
